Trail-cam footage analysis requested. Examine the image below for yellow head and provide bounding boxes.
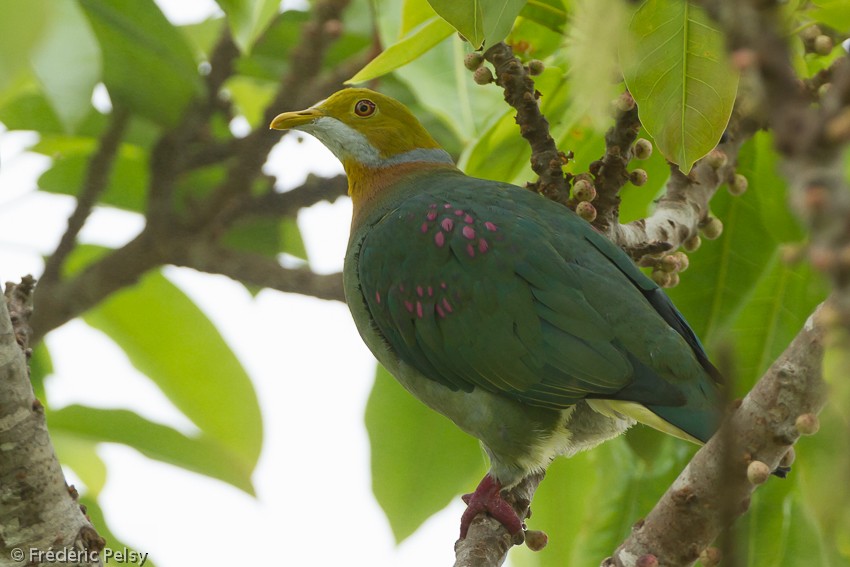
[270,88,453,170]
[270,89,456,219]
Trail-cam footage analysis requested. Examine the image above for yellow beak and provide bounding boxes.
[269,108,323,130]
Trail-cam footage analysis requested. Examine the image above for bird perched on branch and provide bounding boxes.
[270,88,722,539]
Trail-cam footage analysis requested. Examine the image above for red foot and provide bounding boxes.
[459,475,523,539]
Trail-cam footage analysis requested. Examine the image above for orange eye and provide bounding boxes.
[354,99,376,117]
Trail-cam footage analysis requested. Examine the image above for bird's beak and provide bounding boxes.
[269,108,323,130]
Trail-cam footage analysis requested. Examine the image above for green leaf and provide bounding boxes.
[622,0,738,172]
[78,265,263,469]
[49,406,255,493]
[809,0,850,31]
[215,0,280,54]
[347,17,454,84]
[365,365,485,542]
[427,0,527,49]
[52,433,108,496]
[0,89,63,133]
[0,0,49,96]
[79,496,157,567]
[36,137,149,213]
[280,217,308,260]
[224,75,276,127]
[520,0,568,35]
[30,0,101,132]
[79,0,203,126]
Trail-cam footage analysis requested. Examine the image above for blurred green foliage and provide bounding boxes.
[1,0,848,565]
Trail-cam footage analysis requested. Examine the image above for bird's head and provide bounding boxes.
[270,89,455,211]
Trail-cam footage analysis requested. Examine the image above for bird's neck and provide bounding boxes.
[345,152,458,228]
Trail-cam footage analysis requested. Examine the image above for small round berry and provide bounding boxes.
[814,35,834,55]
[673,251,689,272]
[633,138,653,160]
[780,447,796,469]
[795,413,820,435]
[705,149,728,169]
[747,460,771,485]
[651,270,672,287]
[524,530,548,551]
[527,59,545,76]
[614,92,636,112]
[701,217,723,240]
[659,255,679,273]
[729,173,748,196]
[464,52,484,71]
[629,169,648,186]
[800,25,822,42]
[576,201,597,222]
[683,234,702,252]
[473,66,494,85]
[572,179,597,202]
[699,547,722,567]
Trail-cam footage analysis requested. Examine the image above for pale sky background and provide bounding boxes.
[0,1,470,565]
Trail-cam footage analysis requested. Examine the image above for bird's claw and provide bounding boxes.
[459,475,523,539]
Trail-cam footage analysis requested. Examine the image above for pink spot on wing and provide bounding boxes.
[441,218,454,231]
[464,214,473,224]
[375,291,381,304]
[444,204,452,209]
[462,226,475,239]
[404,300,414,313]
[429,203,437,208]
[416,301,423,318]
[485,221,498,231]
[416,286,424,297]
[427,211,437,221]
[399,283,405,292]
[478,239,489,253]
[442,298,453,313]
[434,232,445,247]
[436,305,446,318]
[440,282,447,289]
[467,243,475,258]
[427,286,433,297]
[455,209,464,216]
[420,222,429,233]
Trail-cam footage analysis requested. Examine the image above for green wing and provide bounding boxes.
[358,176,718,437]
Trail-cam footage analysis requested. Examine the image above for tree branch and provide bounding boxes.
[605,302,828,566]
[171,242,345,302]
[40,109,129,287]
[1,278,105,566]
[483,42,571,204]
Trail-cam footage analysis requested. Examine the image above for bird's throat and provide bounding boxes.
[345,160,458,228]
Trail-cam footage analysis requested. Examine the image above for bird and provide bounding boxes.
[270,88,723,539]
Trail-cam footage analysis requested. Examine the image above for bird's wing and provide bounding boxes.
[357,182,697,410]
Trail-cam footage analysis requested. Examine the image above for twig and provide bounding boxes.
[483,42,570,204]
[40,109,129,286]
[590,94,642,233]
[454,474,543,567]
[171,242,345,302]
[605,303,828,566]
[1,280,105,566]
[241,174,349,218]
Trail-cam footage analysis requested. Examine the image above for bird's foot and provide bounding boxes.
[459,475,523,539]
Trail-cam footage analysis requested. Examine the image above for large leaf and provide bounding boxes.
[214,0,280,54]
[365,365,485,542]
[30,0,101,132]
[427,0,527,49]
[49,406,255,493]
[79,0,203,126]
[348,16,453,84]
[520,0,568,35]
[0,0,49,96]
[64,252,263,470]
[622,0,738,172]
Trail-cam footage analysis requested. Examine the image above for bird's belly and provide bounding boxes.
[392,358,634,486]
